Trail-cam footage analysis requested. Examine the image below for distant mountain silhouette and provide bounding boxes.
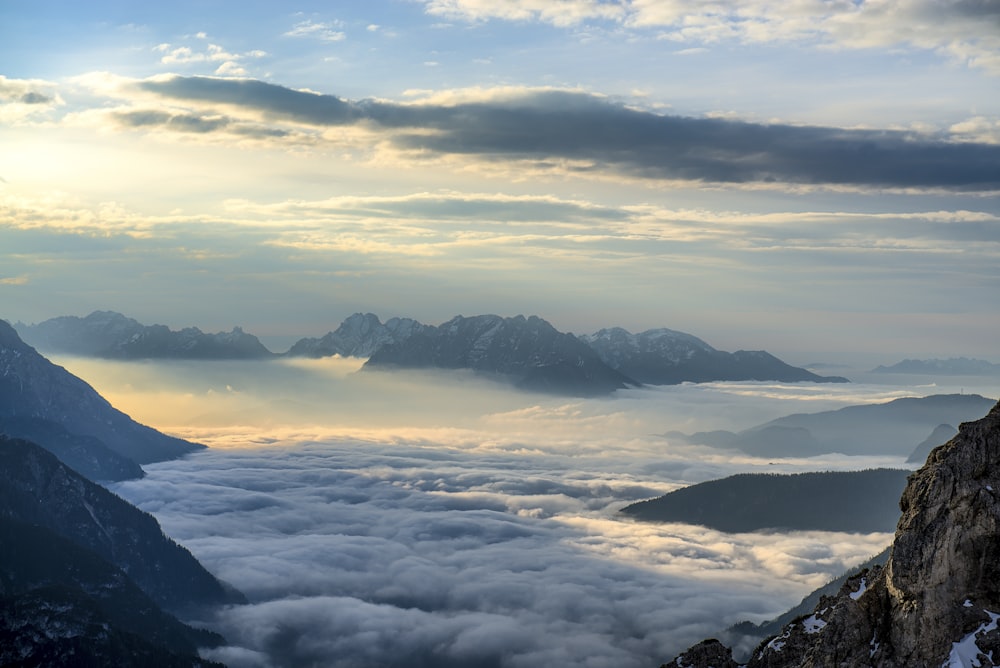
[0,319,202,477]
[621,469,910,532]
[906,423,958,464]
[675,393,996,457]
[291,313,848,391]
[579,327,849,384]
[364,314,638,396]
[871,357,1000,375]
[16,310,274,359]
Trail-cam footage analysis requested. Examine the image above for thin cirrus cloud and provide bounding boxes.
[127,75,1000,191]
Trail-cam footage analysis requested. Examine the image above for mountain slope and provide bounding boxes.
[579,327,849,385]
[668,398,1000,667]
[1,318,202,469]
[621,469,910,532]
[365,314,638,396]
[16,310,274,359]
[0,436,242,613]
[0,518,224,667]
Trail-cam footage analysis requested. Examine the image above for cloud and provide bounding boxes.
[0,75,63,123]
[152,41,267,77]
[284,19,347,42]
[124,76,1000,191]
[104,375,900,667]
[420,0,1000,75]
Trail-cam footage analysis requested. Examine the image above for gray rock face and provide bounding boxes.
[667,638,738,668]
[286,312,425,357]
[669,399,1000,667]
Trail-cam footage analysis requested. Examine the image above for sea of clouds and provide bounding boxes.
[52,356,990,667]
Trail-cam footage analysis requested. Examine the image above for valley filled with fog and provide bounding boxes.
[56,356,1000,667]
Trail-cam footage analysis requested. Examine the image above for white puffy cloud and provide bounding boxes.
[421,0,1000,75]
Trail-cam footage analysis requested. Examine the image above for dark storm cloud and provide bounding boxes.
[20,91,51,104]
[138,75,1000,191]
[114,109,230,133]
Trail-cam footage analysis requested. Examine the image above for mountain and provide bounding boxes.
[666,398,1000,668]
[0,318,202,474]
[724,548,892,656]
[621,469,910,532]
[872,357,1000,376]
[906,423,958,464]
[0,519,224,667]
[286,312,425,357]
[364,314,638,396]
[0,436,243,613]
[16,310,274,359]
[675,393,996,458]
[579,327,849,384]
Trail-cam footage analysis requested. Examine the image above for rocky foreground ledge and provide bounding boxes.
[669,399,1000,668]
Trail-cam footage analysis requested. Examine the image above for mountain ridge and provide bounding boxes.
[675,393,996,458]
[16,310,274,360]
[1,319,202,479]
[667,398,1000,667]
[363,314,638,396]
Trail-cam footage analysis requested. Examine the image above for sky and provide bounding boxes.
[2,0,999,361]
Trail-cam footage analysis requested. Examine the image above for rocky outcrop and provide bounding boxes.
[668,399,1000,667]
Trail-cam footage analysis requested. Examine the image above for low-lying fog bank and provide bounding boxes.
[50,356,994,667]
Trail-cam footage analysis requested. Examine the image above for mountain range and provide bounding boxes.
[0,319,202,481]
[15,310,274,360]
[668,397,1000,667]
[16,311,849,395]
[671,393,996,458]
[872,357,1000,376]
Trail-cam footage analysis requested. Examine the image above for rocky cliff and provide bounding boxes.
[668,399,1000,668]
